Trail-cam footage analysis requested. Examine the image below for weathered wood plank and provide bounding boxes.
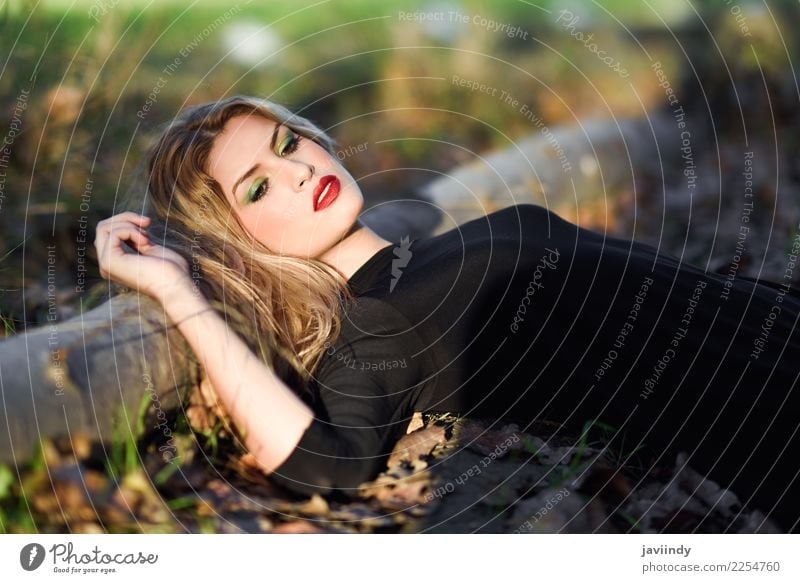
[0,293,197,465]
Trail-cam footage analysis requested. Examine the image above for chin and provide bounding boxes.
[325,188,361,225]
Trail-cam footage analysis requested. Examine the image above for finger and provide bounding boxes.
[97,232,153,282]
[111,226,151,251]
[103,223,150,243]
[97,212,149,227]
[96,213,151,235]
[99,226,151,265]
[112,211,151,224]
[94,222,148,245]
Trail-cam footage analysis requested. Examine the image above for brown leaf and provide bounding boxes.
[186,374,230,433]
[225,453,282,493]
[204,478,234,499]
[359,469,436,511]
[33,463,109,523]
[52,433,93,461]
[405,411,425,434]
[72,522,105,534]
[388,424,446,468]
[273,520,327,533]
[578,458,633,505]
[107,469,171,525]
[295,493,329,516]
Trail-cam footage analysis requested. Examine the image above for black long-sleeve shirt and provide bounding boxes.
[270,204,800,529]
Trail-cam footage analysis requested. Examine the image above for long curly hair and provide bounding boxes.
[135,95,356,425]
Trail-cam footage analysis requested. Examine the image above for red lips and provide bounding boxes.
[313,175,340,212]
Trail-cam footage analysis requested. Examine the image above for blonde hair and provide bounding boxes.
[138,95,356,427]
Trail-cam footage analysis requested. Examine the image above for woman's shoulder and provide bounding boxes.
[482,202,561,226]
[434,203,561,238]
[408,204,564,258]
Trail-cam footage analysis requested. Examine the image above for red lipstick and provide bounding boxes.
[313,175,340,212]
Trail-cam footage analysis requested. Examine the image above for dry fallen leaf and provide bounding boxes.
[33,463,109,523]
[388,424,446,467]
[53,433,93,461]
[295,493,330,516]
[107,468,171,525]
[273,520,328,533]
[406,411,425,434]
[359,464,437,512]
[186,374,228,433]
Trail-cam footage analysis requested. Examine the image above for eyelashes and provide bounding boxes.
[250,178,268,203]
[249,133,304,203]
[282,133,302,156]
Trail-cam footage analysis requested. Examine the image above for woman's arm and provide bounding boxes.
[93,211,313,474]
[94,213,419,494]
[267,297,433,496]
[161,285,314,472]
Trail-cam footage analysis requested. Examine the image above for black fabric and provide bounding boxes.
[269,203,800,531]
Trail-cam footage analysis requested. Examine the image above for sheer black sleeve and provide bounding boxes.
[267,297,431,498]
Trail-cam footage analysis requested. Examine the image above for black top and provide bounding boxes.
[269,204,800,529]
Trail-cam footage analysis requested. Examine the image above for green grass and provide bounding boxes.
[103,394,158,483]
[0,442,50,534]
[0,386,198,532]
[616,508,641,529]
[152,459,181,486]
[166,495,198,511]
[0,311,14,337]
[520,418,640,489]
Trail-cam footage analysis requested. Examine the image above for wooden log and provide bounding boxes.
[0,292,198,466]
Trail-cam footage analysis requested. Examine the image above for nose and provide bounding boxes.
[292,160,314,192]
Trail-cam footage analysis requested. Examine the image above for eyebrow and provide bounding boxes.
[232,122,283,204]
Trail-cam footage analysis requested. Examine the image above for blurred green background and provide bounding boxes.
[2,0,800,330]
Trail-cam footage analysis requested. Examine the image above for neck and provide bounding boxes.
[318,219,392,280]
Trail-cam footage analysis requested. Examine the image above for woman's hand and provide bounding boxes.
[94,212,193,304]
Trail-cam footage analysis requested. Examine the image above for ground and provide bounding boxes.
[0,411,780,534]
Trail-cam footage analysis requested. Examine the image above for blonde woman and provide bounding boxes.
[95,95,800,532]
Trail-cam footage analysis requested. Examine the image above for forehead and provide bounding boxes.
[208,114,279,197]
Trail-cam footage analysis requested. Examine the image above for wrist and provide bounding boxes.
[149,268,194,302]
[159,279,211,322]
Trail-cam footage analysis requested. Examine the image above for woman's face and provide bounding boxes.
[207,114,363,258]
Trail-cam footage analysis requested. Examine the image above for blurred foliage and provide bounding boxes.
[0,0,796,221]
[5,0,791,223]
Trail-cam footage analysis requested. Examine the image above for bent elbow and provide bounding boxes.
[266,444,386,499]
[262,420,393,499]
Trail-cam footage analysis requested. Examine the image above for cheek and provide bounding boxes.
[336,187,364,222]
[247,207,315,255]
[241,207,283,245]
